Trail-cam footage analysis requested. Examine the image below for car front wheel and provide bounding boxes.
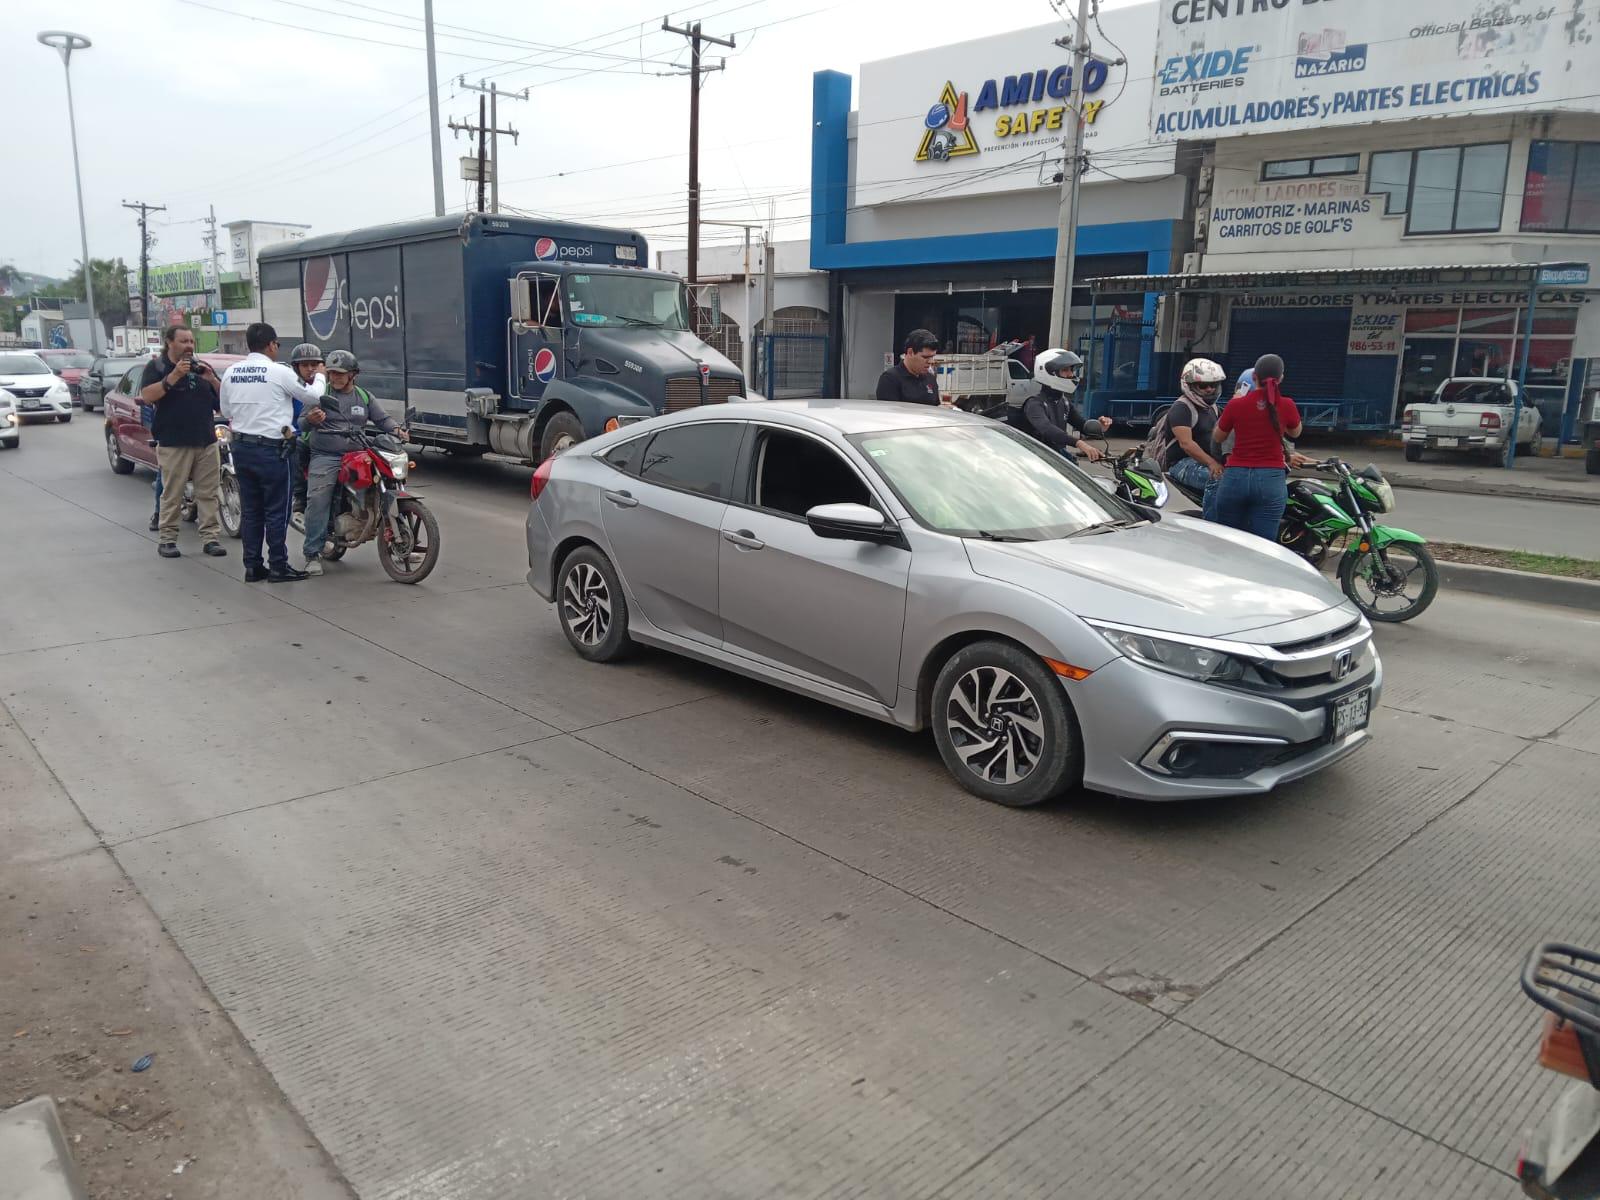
[930,640,1082,808]
[106,427,135,474]
[555,546,633,662]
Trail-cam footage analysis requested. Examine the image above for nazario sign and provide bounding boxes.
[1151,0,1592,142]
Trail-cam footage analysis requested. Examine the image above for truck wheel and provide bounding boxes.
[1403,444,1422,463]
[539,412,585,461]
[1587,447,1600,476]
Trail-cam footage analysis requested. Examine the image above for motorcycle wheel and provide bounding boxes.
[379,498,440,584]
[219,473,242,539]
[1338,542,1439,623]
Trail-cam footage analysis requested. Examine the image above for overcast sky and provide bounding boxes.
[2,0,1146,280]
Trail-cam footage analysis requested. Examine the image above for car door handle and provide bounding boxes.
[723,529,765,550]
[603,489,639,508]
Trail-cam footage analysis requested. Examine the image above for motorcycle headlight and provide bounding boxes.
[214,425,230,443]
[381,450,409,478]
[1089,622,1246,683]
[1369,479,1394,513]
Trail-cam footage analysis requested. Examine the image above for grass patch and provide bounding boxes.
[1431,542,1600,581]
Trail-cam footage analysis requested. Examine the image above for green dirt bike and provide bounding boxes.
[1280,458,1438,623]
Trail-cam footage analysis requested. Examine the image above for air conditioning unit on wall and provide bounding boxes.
[1182,252,1203,274]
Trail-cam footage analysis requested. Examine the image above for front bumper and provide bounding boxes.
[1072,651,1383,800]
[10,396,72,418]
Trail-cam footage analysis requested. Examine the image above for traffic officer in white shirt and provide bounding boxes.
[219,322,326,582]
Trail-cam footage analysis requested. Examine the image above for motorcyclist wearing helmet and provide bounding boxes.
[287,343,323,519]
[297,349,406,574]
[1012,348,1110,462]
[1162,357,1227,520]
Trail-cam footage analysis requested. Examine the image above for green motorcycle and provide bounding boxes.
[1280,458,1438,623]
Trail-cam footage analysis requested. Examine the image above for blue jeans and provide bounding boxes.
[1166,456,1219,521]
[1214,466,1288,541]
[232,441,291,571]
[302,452,343,560]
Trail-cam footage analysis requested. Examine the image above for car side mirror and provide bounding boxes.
[805,502,899,544]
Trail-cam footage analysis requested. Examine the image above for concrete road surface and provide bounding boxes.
[4,417,1599,1199]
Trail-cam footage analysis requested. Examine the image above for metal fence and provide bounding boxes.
[758,316,830,398]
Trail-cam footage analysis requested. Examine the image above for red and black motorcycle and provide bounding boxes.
[313,431,440,584]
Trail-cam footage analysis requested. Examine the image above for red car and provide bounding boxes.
[37,348,96,406]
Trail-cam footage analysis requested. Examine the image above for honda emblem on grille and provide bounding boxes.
[1332,648,1354,679]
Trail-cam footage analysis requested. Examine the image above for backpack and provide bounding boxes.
[1142,396,1201,469]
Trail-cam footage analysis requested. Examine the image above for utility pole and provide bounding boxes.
[662,18,735,285]
[122,199,165,329]
[424,0,445,216]
[703,219,762,383]
[448,103,519,215]
[1047,0,1093,350]
[458,77,528,214]
[201,204,225,309]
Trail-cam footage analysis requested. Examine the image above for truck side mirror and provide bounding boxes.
[510,278,534,325]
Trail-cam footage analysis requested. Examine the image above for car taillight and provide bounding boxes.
[1401,408,1416,426]
[530,456,554,500]
[1480,412,1501,429]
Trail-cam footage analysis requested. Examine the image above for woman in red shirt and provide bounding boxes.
[1211,354,1303,540]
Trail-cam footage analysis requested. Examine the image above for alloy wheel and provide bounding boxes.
[943,665,1046,786]
[561,562,611,646]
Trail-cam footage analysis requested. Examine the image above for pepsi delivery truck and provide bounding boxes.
[256,213,744,463]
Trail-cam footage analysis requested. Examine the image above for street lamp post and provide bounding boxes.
[37,30,100,355]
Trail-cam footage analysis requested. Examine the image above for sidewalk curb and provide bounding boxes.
[0,1097,88,1200]
[1384,471,1600,507]
[1434,559,1600,612]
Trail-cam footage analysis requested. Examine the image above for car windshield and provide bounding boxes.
[564,272,689,330]
[853,423,1133,540]
[42,351,94,369]
[1439,380,1513,405]
[0,354,51,375]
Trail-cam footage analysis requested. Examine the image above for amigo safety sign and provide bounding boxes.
[1150,0,1592,142]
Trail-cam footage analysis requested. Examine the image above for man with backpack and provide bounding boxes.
[1148,358,1227,521]
[298,349,406,575]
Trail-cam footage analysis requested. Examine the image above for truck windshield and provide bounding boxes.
[564,273,689,330]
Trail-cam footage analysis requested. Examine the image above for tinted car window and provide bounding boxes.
[637,422,743,499]
[752,429,873,518]
[601,437,642,474]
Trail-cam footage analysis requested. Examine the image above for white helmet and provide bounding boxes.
[1034,348,1084,394]
[1179,357,1226,406]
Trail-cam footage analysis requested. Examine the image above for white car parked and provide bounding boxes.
[0,351,74,423]
[0,390,18,449]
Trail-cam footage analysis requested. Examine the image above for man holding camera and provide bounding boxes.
[139,324,224,559]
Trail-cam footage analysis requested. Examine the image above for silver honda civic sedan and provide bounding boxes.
[525,401,1380,807]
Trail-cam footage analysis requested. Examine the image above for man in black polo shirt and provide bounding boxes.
[139,324,225,559]
[875,328,945,406]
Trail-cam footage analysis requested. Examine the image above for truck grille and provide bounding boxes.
[663,375,742,413]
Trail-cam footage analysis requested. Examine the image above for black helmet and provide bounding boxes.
[289,342,324,365]
[325,349,359,373]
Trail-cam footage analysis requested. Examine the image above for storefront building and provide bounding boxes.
[810,2,1188,397]
[1129,0,1600,438]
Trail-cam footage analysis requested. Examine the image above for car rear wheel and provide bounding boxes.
[1403,444,1422,463]
[107,428,134,474]
[556,546,633,663]
[931,640,1081,808]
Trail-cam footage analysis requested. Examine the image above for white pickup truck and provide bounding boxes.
[934,348,1039,417]
[1400,377,1542,463]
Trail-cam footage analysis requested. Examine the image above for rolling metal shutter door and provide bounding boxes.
[1226,308,1350,395]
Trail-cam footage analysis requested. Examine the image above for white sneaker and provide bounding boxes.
[303,558,324,576]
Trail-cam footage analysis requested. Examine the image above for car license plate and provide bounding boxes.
[1330,689,1371,740]
[1435,437,1458,448]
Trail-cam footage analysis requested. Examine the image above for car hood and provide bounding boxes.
[965,516,1351,640]
[0,374,61,390]
[576,326,741,381]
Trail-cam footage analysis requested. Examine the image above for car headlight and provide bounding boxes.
[48,383,70,398]
[1088,622,1246,683]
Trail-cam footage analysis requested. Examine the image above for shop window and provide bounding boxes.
[1404,307,1459,334]
[1459,308,1516,335]
[1455,339,1513,378]
[1521,141,1600,234]
[1527,308,1578,336]
[1262,154,1360,180]
[1367,144,1508,233]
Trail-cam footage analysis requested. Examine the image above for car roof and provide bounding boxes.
[661,399,986,437]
